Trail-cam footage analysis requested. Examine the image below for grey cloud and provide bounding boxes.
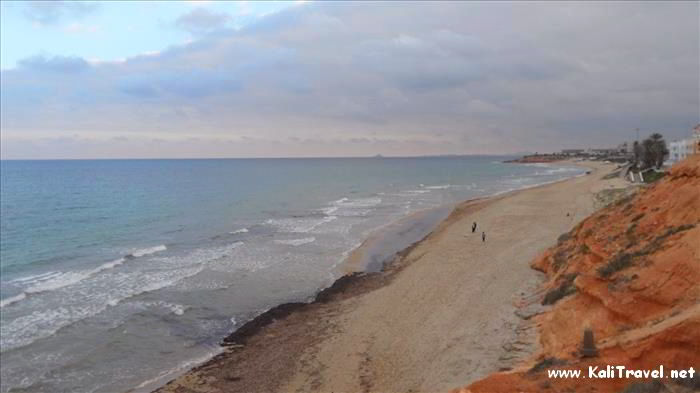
[119,81,158,98]
[18,55,90,73]
[118,70,242,98]
[175,8,231,34]
[23,1,99,25]
[2,1,698,159]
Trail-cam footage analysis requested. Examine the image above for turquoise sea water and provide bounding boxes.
[0,157,585,393]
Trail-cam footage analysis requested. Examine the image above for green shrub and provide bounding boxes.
[598,253,634,277]
[643,171,665,184]
[552,249,570,271]
[542,274,578,305]
[557,231,572,245]
[600,224,696,278]
[528,357,567,374]
[618,380,665,393]
[642,224,696,255]
[614,193,636,207]
[673,370,700,389]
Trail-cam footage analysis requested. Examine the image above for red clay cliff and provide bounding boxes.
[453,155,700,393]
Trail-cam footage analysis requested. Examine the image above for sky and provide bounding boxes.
[1,1,698,159]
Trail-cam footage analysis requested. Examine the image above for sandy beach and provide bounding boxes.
[155,160,626,393]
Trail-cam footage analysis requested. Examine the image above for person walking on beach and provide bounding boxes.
[482,231,486,242]
[472,222,477,233]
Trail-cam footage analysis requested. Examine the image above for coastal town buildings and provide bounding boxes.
[617,142,633,155]
[587,148,619,156]
[668,125,700,164]
[561,149,585,156]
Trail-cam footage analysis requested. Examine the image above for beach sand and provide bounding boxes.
[154,160,624,393]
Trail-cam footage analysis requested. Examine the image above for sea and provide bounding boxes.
[0,157,586,393]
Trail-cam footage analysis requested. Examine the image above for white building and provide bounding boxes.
[618,142,634,155]
[561,149,585,156]
[668,125,700,164]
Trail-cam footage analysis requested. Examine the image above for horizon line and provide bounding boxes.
[0,153,533,161]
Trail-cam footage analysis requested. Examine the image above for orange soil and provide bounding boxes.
[453,156,700,393]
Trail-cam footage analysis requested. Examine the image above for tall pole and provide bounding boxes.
[634,128,640,166]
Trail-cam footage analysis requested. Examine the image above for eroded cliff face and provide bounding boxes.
[454,156,700,393]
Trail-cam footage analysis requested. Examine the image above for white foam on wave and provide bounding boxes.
[544,167,580,174]
[333,197,382,208]
[1,245,168,310]
[207,240,292,274]
[266,215,337,233]
[230,228,249,234]
[24,270,98,294]
[0,293,27,308]
[130,300,188,316]
[424,184,451,190]
[129,245,167,258]
[504,177,529,185]
[318,196,383,218]
[274,237,316,246]
[9,271,61,284]
[321,206,339,215]
[2,261,125,309]
[523,163,583,176]
[491,167,586,198]
[0,242,243,350]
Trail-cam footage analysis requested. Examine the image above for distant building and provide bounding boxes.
[668,125,700,164]
[561,149,585,156]
[617,142,633,155]
[669,140,691,163]
[588,148,618,156]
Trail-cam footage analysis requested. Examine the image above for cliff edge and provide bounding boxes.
[454,156,700,393]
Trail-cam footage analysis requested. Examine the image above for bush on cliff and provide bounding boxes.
[541,274,578,305]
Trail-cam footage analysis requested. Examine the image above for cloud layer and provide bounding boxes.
[1,1,698,158]
[175,8,231,34]
[22,1,99,25]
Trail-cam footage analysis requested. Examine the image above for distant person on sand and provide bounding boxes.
[482,232,486,242]
[472,222,477,233]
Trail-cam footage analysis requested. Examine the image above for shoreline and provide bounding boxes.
[342,160,591,274]
[149,160,607,393]
[151,197,500,393]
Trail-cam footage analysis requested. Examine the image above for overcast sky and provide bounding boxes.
[1,1,698,159]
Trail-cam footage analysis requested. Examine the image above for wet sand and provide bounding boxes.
[341,204,455,273]
[154,160,621,393]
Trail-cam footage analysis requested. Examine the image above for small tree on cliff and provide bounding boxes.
[641,133,668,169]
